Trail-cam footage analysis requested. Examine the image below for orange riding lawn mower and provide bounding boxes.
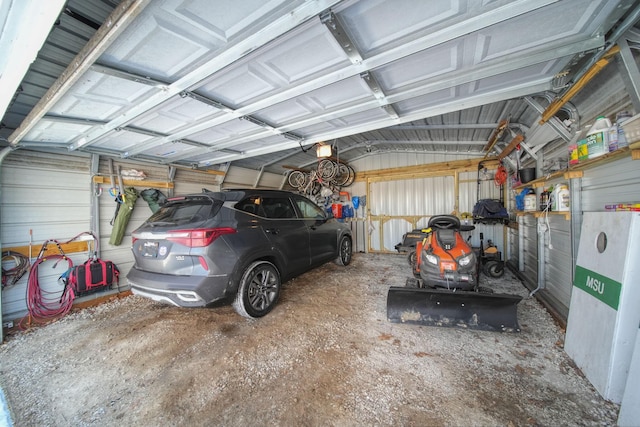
[387,215,522,332]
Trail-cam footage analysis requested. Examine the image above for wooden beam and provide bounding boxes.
[355,157,500,181]
[93,176,174,189]
[539,45,620,125]
[497,134,524,160]
[564,170,584,179]
[483,119,509,155]
[203,169,226,176]
[4,241,94,258]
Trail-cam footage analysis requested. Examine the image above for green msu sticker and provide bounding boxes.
[574,265,622,310]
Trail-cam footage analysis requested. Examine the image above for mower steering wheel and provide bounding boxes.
[428,215,461,230]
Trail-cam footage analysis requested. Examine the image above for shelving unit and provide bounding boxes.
[513,146,633,191]
[92,176,174,189]
[515,210,571,220]
[511,146,638,221]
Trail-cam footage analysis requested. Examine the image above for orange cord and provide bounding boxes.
[494,165,507,186]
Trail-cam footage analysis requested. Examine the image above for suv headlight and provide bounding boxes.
[458,253,474,266]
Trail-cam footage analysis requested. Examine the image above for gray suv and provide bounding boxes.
[127,189,352,318]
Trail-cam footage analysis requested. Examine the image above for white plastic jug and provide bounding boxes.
[586,116,611,159]
[553,184,570,212]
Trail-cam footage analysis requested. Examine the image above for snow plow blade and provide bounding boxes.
[386,287,522,332]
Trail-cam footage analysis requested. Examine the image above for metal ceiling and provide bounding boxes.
[2,0,639,175]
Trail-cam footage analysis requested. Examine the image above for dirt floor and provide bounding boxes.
[0,253,620,426]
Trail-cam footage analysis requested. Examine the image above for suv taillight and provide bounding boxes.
[166,227,236,247]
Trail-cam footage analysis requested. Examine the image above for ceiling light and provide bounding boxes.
[316,143,332,158]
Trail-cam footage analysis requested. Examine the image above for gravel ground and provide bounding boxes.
[0,253,620,426]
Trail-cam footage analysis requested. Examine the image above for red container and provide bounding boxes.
[331,203,342,219]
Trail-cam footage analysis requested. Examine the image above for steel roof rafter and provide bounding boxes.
[188,34,595,166]
[360,71,400,119]
[320,10,363,64]
[184,34,601,165]
[65,0,344,151]
[174,0,562,140]
[8,0,153,146]
[197,78,553,166]
[40,113,213,153]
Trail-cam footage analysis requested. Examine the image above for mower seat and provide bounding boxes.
[435,229,456,250]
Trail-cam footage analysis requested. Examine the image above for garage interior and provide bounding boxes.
[2,0,640,425]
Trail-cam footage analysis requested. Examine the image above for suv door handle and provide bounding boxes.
[309,225,317,231]
[265,228,279,235]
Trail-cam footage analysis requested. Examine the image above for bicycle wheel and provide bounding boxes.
[287,170,306,189]
[341,164,356,187]
[334,163,351,186]
[317,159,337,180]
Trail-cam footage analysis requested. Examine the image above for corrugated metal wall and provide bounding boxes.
[519,215,538,283]
[350,154,506,254]
[368,176,455,252]
[544,214,573,315]
[581,156,640,211]
[174,169,220,195]
[1,152,223,322]
[508,154,640,322]
[222,166,286,190]
[1,151,92,320]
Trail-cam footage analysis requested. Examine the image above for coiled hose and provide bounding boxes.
[1,250,30,288]
[494,164,507,186]
[26,254,75,322]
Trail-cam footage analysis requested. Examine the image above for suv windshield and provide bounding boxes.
[146,197,221,226]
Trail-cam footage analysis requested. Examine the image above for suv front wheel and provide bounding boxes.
[334,235,352,266]
[233,260,281,318]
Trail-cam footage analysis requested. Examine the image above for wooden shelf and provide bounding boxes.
[93,176,174,189]
[516,210,570,220]
[513,147,632,190]
[5,240,95,257]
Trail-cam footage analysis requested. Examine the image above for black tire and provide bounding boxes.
[412,256,421,278]
[407,250,417,267]
[334,235,352,266]
[484,260,505,278]
[232,261,281,318]
[342,164,356,187]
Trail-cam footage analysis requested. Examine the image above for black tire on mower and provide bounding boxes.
[484,260,505,278]
[407,250,417,266]
[412,265,420,278]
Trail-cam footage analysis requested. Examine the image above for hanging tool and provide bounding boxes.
[109,160,124,226]
[107,159,119,199]
[117,165,126,204]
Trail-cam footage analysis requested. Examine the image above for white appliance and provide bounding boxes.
[565,212,640,403]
